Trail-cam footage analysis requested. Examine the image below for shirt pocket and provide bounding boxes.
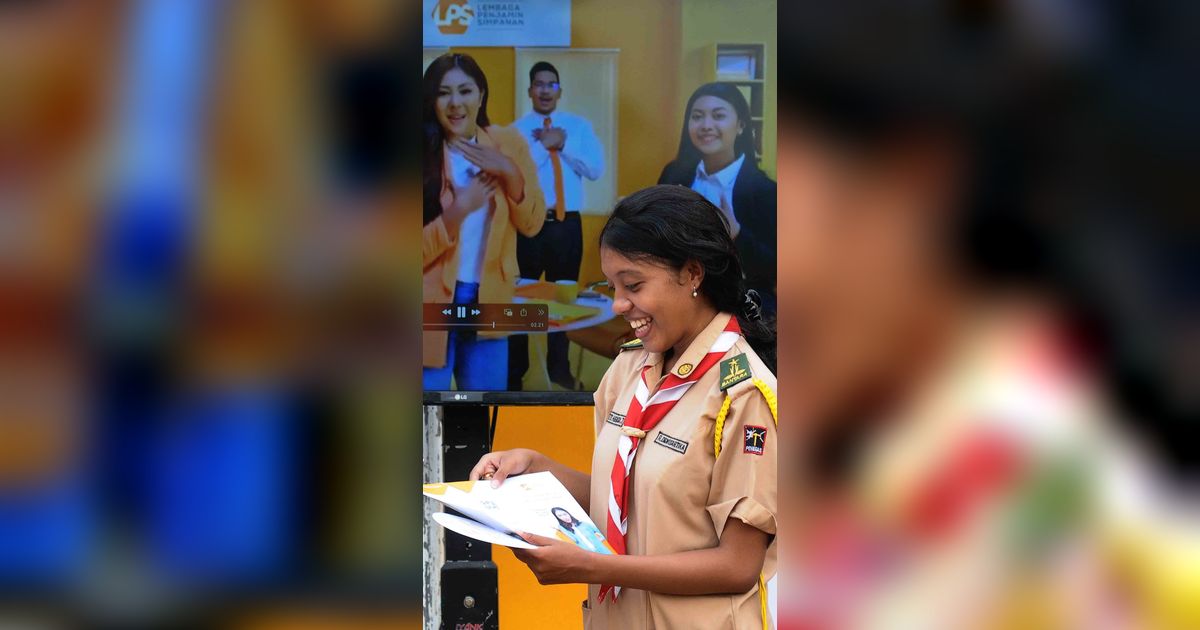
[648,592,738,629]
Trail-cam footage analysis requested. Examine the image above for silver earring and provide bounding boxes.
[692,287,698,298]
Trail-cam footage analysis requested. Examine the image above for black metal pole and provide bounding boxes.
[439,404,498,630]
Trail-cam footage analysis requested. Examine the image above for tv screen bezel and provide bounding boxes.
[422,391,596,406]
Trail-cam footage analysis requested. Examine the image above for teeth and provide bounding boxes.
[628,317,651,330]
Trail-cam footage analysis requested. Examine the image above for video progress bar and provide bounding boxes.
[422,303,548,332]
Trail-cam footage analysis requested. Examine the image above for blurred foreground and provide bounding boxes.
[776,2,1198,628]
[1,0,422,626]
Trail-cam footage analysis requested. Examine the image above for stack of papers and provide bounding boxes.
[424,471,614,553]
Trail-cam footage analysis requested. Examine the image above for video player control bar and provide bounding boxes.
[423,303,549,331]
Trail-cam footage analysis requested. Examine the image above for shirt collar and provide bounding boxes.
[445,134,478,151]
[643,312,735,381]
[527,111,567,130]
[695,153,746,189]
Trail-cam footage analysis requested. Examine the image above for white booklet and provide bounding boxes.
[423,471,615,554]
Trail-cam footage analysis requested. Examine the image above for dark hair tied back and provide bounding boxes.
[600,185,776,374]
[743,289,763,322]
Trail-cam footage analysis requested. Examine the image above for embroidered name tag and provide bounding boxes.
[653,432,689,455]
[606,411,626,427]
[743,425,767,455]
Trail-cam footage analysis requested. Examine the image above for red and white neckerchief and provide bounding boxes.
[599,316,742,602]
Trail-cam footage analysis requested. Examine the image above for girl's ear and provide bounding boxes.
[682,259,706,288]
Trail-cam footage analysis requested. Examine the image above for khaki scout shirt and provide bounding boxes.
[585,312,778,629]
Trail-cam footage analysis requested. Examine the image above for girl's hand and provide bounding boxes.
[445,174,496,236]
[512,532,595,585]
[451,139,517,179]
[454,174,496,212]
[469,448,540,487]
[718,189,741,239]
[451,139,524,202]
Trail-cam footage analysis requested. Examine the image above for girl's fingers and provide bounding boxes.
[468,455,498,481]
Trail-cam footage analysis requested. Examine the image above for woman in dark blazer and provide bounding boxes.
[658,83,777,316]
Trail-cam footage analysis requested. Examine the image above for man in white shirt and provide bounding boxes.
[509,61,606,390]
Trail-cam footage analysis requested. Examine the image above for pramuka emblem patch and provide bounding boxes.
[743,425,767,455]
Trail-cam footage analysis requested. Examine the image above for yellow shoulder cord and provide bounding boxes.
[711,378,778,630]
[713,377,779,458]
[712,395,734,458]
[753,377,778,427]
[760,574,770,630]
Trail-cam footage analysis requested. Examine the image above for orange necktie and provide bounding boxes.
[544,116,566,221]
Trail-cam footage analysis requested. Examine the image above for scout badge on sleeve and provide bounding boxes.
[743,425,767,455]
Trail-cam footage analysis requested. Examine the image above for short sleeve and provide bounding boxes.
[706,384,778,538]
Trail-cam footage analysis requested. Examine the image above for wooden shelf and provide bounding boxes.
[714,43,765,81]
[708,42,770,173]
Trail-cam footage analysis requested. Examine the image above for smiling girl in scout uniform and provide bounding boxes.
[469,185,778,629]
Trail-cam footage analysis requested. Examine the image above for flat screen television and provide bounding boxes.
[421,45,777,406]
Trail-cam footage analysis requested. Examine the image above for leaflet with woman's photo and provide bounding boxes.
[423,471,615,554]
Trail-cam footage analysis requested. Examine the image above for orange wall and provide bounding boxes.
[573,0,683,288]
[573,0,682,197]
[491,405,596,630]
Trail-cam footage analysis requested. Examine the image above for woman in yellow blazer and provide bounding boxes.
[423,53,545,390]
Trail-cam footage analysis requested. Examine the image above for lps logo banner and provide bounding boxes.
[432,0,474,35]
[424,0,570,47]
